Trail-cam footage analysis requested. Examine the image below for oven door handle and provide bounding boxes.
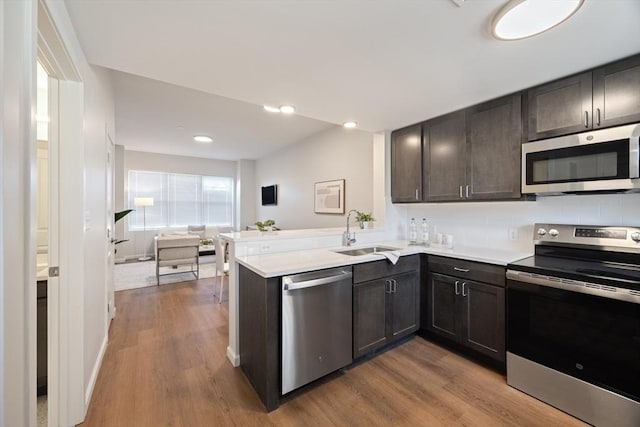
[506,270,640,305]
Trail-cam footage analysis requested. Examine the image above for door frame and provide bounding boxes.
[38,0,86,425]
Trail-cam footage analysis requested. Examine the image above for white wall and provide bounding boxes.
[236,159,256,231]
[397,193,640,253]
[255,126,375,229]
[80,62,114,408]
[118,149,237,259]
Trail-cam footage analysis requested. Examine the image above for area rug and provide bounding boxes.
[115,255,217,291]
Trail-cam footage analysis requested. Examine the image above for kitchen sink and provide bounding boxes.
[333,246,399,256]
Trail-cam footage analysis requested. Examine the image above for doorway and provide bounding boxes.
[37,0,87,425]
[35,60,50,427]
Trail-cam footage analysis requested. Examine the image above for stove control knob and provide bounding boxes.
[549,229,559,237]
[537,228,547,236]
[631,232,640,242]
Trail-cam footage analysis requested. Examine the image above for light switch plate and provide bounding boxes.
[508,228,519,241]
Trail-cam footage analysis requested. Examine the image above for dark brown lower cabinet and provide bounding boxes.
[238,265,281,411]
[353,267,419,359]
[426,272,505,363]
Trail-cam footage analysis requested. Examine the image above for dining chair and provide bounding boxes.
[213,237,229,303]
[155,235,200,285]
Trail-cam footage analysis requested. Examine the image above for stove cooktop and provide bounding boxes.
[509,254,640,292]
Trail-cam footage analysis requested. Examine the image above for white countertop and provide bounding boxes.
[235,240,532,278]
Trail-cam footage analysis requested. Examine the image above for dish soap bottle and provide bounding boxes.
[421,218,429,246]
[409,218,417,244]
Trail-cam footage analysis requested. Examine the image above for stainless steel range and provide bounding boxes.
[506,223,640,427]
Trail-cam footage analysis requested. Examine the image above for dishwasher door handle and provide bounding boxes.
[283,270,352,291]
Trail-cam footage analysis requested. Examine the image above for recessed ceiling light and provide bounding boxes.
[193,135,213,143]
[263,105,280,113]
[491,0,584,41]
[279,105,296,114]
[343,121,358,129]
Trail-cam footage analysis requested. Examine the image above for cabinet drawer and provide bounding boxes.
[353,254,419,284]
[428,255,505,287]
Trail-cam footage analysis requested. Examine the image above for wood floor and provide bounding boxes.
[79,277,587,427]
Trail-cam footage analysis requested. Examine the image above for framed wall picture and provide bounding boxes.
[314,179,345,214]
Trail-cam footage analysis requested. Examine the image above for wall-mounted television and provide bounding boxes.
[261,185,277,206]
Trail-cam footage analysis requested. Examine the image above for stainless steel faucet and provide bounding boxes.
[343,209,358,246]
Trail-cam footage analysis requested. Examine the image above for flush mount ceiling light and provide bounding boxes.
[279,105,296,114]
[263,105,281,113]
[491,0,584,41]
[343,121,358,129]
[193,135,213,143]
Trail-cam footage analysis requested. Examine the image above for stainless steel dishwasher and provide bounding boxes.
[281,266,353,394]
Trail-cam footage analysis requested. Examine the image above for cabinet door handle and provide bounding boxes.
[465,185,470,199]
[453,267,470,273]
[584,110,589,128]
[454,280,460,295]
[392,279,397,293]
[459,185,463,199]
[385,279,391,293]
[415,188,419,200]
[596,108,601,126]
[462,282,467,297]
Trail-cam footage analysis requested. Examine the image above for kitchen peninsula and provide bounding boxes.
[222,227,531,411]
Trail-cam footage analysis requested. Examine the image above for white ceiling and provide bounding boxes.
[112,70,334,160]
[64,0,640,159]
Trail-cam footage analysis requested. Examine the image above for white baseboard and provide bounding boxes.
[227,346,240,367]
[84,334,108,414]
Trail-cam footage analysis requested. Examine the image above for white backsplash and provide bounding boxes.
[398,193,640,253]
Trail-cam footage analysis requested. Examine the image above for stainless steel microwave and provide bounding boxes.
[522,123,640,195]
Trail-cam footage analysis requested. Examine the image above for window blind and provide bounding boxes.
[128,170,234,230]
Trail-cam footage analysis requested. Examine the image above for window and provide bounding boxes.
[128,170,234,230]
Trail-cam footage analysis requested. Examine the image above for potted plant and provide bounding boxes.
[355,211,375,229]
[113,209,134,254]
[255,219,278,232]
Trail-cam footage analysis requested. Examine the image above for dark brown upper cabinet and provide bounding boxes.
[593,55,640,129]
[527,72,592,141]
[421,95,523,202]
[390,124,422,202]
[466,94,523,200]
[392,95,523,203]
[528,54,640,141]
[422,111,466,202]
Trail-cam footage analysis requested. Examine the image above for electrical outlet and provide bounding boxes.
[508,228,518,241]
